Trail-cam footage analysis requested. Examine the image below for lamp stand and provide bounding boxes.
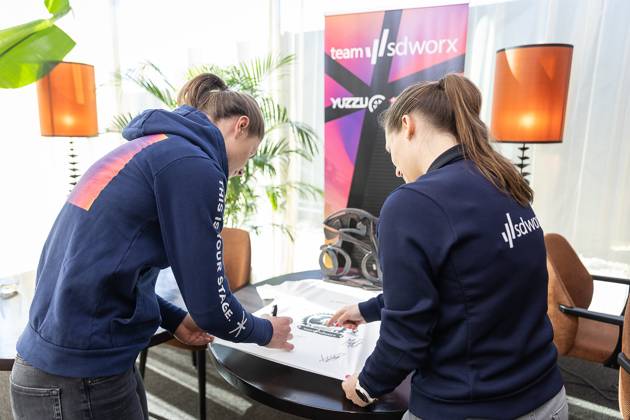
[515,142,531,184]
[68,138,80,192]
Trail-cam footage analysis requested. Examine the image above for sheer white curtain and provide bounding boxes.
[467,0,630,312]
[467,0,630,268]
[466,0,630,276]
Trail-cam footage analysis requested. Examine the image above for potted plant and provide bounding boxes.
[111,55,321,289]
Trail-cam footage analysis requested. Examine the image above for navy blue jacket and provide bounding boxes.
[358,146,562,419]
[17,106,272,378]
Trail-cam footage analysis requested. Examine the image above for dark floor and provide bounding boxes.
[140,344,303,420]
[0,350,623,419]
[558,356,621,419]
[109,349,629,419]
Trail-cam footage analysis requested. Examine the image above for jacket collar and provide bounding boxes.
[426,144,465,173]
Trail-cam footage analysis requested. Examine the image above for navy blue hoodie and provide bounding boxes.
[357,146,562,419]
[17,105,272,377]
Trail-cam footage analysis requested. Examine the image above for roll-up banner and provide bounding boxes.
[324,4,469,216]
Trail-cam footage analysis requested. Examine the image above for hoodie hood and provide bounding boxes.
[122,105,229,178]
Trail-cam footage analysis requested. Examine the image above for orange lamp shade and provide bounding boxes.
[37,62,98,137]
[491,44,573,143]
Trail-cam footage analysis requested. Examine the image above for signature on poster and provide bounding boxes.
[320,352,346,363]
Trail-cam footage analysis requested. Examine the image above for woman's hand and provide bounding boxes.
[326,304,366,330]
[174,314,214,346]
[261,315,294,351]
[342,374,371,407]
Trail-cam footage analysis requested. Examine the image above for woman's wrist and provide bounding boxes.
[355,380,376,404]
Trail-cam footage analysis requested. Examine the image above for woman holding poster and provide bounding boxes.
[328,74,567,419]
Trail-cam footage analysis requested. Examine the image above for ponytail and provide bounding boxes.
[177,73,265,140]
[381,73,533,206]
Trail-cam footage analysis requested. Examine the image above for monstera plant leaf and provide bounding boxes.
[0,0,75,89]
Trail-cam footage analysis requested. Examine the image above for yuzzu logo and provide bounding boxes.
[330,94,386,113]
[329,28,459,65]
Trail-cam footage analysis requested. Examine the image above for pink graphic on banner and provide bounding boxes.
[325,75,353,108]
[325,110,366,215]
[325,11,385,85]
[388,5,468,82]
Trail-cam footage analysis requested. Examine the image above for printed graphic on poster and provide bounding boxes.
[325,4,469,216]
[213,280,380,380]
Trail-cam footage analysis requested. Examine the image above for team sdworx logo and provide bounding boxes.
[329,28,459,65]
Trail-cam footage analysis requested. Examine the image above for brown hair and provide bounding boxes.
[177,73,265,139]
[380,73,533,206]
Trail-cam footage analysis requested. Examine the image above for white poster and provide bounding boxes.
[213,280,380,380]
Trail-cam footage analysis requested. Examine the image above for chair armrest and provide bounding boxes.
[558,304,624,326]
[148,330,173,347]
[619,353,630,373]
[592,275,630,286]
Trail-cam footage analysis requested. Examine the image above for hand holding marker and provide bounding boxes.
[263,303,294,350]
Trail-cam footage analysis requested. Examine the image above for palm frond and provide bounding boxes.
[186,64,225,81]
[285,181,323,200]
[260,97,289,129]
[237,54,295,93]
[141,62,176,91]
[270,223,295,242]
[125,62,177,108]
[108,112,136,133]
[128,74,177,108]
[265,121,319,158]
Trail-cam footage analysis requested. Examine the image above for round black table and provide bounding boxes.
[208,270,410,419]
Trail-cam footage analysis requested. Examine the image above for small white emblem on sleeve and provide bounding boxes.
[228,311,248,337]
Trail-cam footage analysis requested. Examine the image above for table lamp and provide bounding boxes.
[490,43,573,182]
[36,61,98,190]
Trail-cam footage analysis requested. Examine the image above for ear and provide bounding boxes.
[235,115,250,138]
[401,114,415,140]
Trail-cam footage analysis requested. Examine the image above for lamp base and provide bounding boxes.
[515,143,531,184]
[68,138,80,192]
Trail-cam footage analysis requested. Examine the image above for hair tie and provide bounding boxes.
[437,78,445,90]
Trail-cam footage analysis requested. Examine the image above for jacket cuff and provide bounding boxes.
[247,316,273,346]
[358,297,382,323]
[161,305,188,334]
[358,340,402,398]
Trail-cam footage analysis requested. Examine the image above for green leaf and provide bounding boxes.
[0,24,75,89]
[266,187,279,211]
[0,19,52,56]
[45,0,71,17]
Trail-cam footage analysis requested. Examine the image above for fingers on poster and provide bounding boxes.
[296,312,363,362]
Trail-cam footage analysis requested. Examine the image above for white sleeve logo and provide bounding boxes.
[501,212,541,249]
[228,311,248,337]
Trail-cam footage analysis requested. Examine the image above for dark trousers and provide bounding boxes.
[10,355,148,420]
